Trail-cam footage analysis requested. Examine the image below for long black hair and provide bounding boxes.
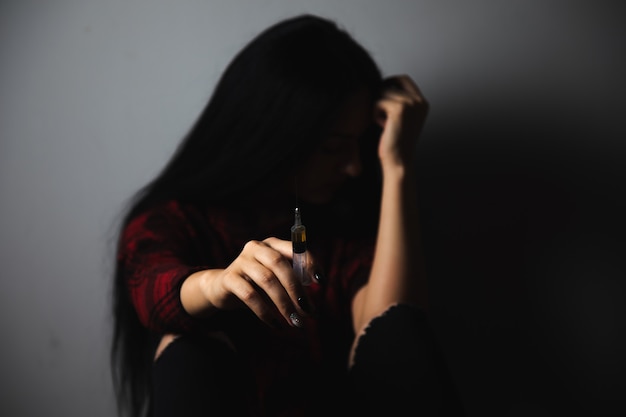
[110,13,383,417]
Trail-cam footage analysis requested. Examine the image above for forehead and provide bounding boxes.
[329,89,373,135]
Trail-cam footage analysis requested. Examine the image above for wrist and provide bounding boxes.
[181,269,221,318]
[380,159,415,182]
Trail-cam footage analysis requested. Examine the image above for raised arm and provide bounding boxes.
[351,74,430,336]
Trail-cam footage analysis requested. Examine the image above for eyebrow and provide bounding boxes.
[328,132,356,139]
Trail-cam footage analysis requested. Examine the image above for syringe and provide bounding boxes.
[291,207,310,286]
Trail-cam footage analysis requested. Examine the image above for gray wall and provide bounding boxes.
[1,1,624,416]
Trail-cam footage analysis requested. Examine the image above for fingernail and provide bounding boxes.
[297,297,312,314]
[289,312,303,328]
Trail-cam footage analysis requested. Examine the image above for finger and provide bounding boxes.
[263,237,323,283]
[221,267,285,329]
[243,238,296,291]
[380,85,424,110]
[376,85,428,121]
[266,237,320,287]
[374,94,411,127]
[261,236,290,254]
[263,237,317,313]
[245,240,312,322]
[378,92,414,110]
[304,253,323,285]
[395,74,425,99]
[383,74,426,104]
[243,257,304,326]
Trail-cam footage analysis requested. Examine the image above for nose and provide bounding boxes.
[343,143,362,178]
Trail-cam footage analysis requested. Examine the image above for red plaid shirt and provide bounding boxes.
[117,199,374,415]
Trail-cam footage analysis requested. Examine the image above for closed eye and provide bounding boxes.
[319,133,356,154]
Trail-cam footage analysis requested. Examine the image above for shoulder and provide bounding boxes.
[121,200,207,243]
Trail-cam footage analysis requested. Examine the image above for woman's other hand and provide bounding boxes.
[374,75,429,170]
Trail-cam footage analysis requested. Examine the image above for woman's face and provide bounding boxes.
[294,90,374,204]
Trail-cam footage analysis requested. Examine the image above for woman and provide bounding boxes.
[111,13,463,417]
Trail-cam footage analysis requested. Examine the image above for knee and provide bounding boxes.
[349,303,432,369]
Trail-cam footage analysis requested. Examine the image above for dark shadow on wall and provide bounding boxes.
[416,98,626,416]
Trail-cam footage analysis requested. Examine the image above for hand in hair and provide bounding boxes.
[374,74,429,170]
[180,237,315,328]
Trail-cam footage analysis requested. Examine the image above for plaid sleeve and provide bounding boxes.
[117,201,209,334]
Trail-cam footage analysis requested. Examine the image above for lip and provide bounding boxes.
[324,179,345,193]
[326,174,349,188]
